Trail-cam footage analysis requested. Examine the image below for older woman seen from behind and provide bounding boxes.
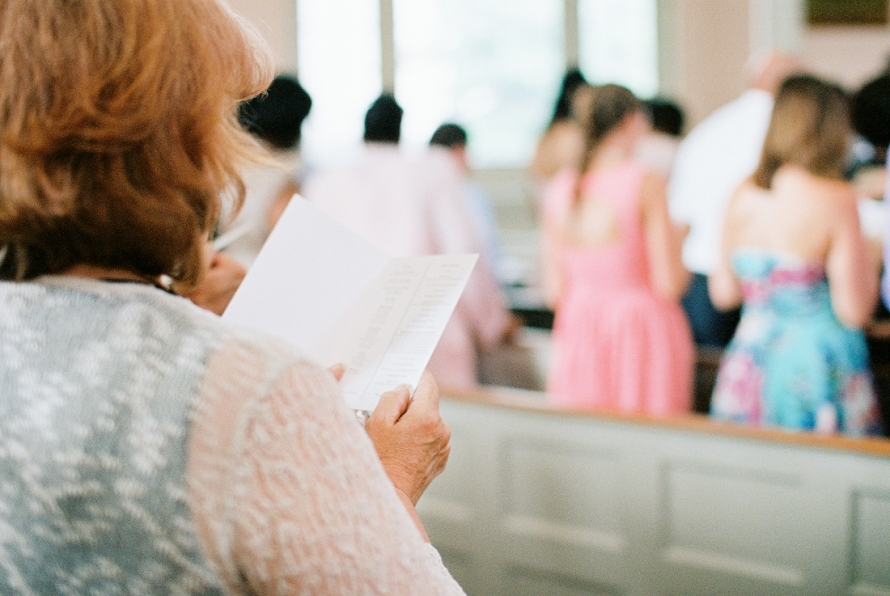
[0,0,465,593]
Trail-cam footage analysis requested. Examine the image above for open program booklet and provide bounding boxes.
[223,196,477,412]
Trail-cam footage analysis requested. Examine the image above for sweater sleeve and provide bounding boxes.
[188,340,465,595]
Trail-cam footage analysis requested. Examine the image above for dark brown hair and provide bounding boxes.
[576,84,643,174]
[753,75,851,189]
[0,0,273,285]
[566,84,643,217]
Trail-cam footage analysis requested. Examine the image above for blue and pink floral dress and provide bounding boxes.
[710,250,882,436]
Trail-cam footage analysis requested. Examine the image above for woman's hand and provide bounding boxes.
[328,363,346,382]
[365,371,451,506]
[180,243,246,315]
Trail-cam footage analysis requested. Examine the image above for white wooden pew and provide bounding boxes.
[419,388,890,596]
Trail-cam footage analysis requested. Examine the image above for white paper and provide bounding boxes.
[223,195,477,411]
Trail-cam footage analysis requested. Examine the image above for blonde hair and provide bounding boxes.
[753,75,850,189]
[0,0,274,285]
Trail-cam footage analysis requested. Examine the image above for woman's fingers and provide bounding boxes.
[328,363,346,382]
[365,372,451,504]
[368,384,412,428]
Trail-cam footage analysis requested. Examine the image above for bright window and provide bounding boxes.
[295,0,660,169]
[578,0,659,98]
[392,0,564,168]
[297,0,382,168]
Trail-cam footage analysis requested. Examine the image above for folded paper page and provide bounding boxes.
[223,195,477,411]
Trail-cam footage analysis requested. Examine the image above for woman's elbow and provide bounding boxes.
[833,278,880,328]
[652,269,691,303]
[834,300,876,330]
[708,279,742,312]
[541,269,563,310]
[543,287,560,311]
[653,281,684,303]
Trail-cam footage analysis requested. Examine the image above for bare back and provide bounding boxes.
[713,165,878,327]
[727,167,840,261]
[541,162,688,306]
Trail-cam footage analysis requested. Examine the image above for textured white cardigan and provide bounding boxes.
[0,277,464,595]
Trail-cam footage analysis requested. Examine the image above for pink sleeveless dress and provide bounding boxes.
[544,161,694,415]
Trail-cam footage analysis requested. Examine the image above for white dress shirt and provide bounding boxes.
[668,89,774,275]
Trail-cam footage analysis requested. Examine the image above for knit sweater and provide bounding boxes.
[0,277,464,595]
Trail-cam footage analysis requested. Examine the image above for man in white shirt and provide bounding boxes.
[668,51,802,347]
[303,95,515,389]
[429,122,507,283]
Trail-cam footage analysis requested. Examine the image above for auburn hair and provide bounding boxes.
[753,75,851,189]
[0,0,274,286]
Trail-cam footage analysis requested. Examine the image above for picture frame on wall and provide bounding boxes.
[807,0,889,25]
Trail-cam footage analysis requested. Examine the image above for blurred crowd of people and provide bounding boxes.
[532,53,889,437]
[215,52,890,438]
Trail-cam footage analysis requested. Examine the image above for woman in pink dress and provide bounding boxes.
[541,84,694,415]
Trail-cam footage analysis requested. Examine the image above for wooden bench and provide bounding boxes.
[419,388,890,596]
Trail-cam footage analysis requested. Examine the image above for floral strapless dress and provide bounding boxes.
[710,250,882,435]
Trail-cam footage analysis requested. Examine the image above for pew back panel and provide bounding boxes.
[417,393,890,596]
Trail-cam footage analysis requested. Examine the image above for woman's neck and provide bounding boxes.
[61,264,160,285]
[587,142,632,171]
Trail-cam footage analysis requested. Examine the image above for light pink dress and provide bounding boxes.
[544,161,694,415]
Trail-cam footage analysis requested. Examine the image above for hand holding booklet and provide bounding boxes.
[222,196,477,412]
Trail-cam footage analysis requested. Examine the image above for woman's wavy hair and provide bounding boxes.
[0,0,274,285]
[568,84,642,211]
[576,84,642,175]
[753,75,851,189]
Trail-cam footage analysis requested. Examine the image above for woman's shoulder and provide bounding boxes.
[729,178,768,208]
[541,168,581,224]
[532,122,584,180]
[773,166,856,206]
[204,313,317,374]
[187,303,332,410]
[94,281,317,375]
[593,159,654,188]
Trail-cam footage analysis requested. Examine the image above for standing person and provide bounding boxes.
[635,97,685,176]
[0,0,466,593]
[429,122,506,283]
[709,75,882,436]
[542,85,693,415]
[669,51,802,348]
[303,95,427,256]
[304,96,515,389]
[851,71,890,169]
[220,74,313,267]
[530,69,596,192]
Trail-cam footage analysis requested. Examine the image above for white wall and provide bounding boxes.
[225,0,298,72]
[659,0,808,128]
[803,21,890,90]
[658,0,753,127]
